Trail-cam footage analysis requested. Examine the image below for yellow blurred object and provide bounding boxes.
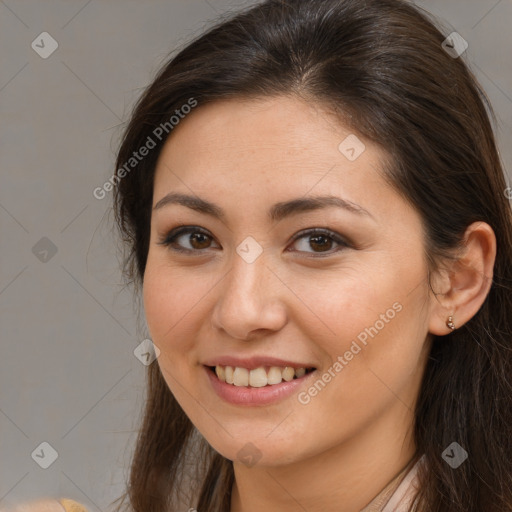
[58,499,88,512]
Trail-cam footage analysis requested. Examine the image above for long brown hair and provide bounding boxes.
[110,0,512,510]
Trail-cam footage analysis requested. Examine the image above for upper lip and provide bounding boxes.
[202,356,316,370]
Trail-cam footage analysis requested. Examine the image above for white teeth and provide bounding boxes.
[225,366,234,384]
[282,366,295,382]
[295,367,306,378]
[249,367,268,387]
[233,367,249,386]
[267,366,283,385]
[213,365,312,387]
[215,366,225,381]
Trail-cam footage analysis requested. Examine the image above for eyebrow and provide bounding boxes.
[153,192,375,223]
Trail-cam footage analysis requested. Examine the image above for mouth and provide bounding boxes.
[206,365,317,388]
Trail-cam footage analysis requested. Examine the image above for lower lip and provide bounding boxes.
[204,365,317,406]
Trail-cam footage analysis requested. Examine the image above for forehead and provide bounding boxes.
[155,96,384,188]
[150,95,411,229]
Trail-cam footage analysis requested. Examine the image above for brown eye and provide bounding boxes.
[187,232,211,250]
[158,226,350,257]
[288,228,350,256]
[158,226,219,253]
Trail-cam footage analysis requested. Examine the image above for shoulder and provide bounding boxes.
[3,498,65,512]
[3,498,88,512]
[58,499,88,512]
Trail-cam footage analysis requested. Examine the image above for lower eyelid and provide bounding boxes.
[158,229,216,251]
[289,236,348,256]
[158,227,351,255]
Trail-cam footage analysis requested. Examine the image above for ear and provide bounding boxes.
[428,221,496,336]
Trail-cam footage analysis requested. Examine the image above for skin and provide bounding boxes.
[5,498,72,512]
[142,95,496,512]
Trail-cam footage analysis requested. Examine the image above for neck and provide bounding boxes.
[230,400,418,512]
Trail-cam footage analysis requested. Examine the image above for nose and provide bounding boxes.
[210,250,288,340]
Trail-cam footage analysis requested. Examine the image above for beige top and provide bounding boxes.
[58,499,89,512]
[360,454,425,511]
[57,455,425,512]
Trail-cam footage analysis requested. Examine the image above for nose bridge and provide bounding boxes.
[225,247,270,309]
[211,245,286,339]
[226,233,271,297]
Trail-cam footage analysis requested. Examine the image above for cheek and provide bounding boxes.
[142,263,203,398]
[142,260,203,352]
[290,257,427,388]
[288,263,395,355]
[143,264,171,342]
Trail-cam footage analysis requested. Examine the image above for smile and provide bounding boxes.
[210,365,316,387]
[204,365,318,406]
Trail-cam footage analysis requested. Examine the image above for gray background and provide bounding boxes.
[1,0,511,510]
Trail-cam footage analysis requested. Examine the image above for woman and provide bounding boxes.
[29,0,512,510]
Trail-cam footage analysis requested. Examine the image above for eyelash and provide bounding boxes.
[157,226,351,257]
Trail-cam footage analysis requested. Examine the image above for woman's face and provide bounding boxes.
[143,95,434,467]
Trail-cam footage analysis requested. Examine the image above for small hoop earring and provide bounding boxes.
[446,315,456,331]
